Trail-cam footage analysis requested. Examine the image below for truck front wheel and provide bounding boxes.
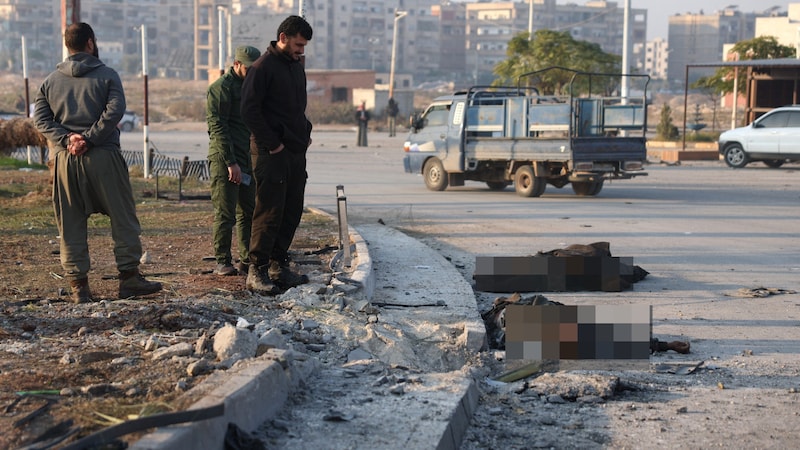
[572,180,604,196]
[514,165,546,197]
[423,158,448,191]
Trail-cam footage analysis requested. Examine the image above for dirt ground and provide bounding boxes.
[0,167,339,449]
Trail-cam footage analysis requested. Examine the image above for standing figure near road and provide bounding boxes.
[355,101,370,146]
[207,45,261,276]
[386,97,399,137]
[33,22,162,302]
[241,15,313,294]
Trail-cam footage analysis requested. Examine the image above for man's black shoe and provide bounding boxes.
[268,260,308,288]
[246,266,278,295]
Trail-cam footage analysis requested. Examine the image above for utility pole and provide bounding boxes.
[61,0,80,60]
[528,0,534,40]
[620,0,631,101]
[389,10,407,99]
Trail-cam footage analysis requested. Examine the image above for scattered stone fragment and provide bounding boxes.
[213,324,257,361]
[81,383,119,396]
[347,348,373,362]
[152,342,194,361]
[306,343,326,352]
[76,326,89,336]
[256,328,288,356]
[111,357,135,366]
[301,319,320,331]
[60,388,76,396]
[60,353,75,365]
[195,333,209,354]
[676,406,688,414]
[125,387,140,397]
[372,375,389,387]
[488,407,504,416]
[144,336,166,352]
[577,395,604,404]
[187,359,213,376]
[546,394,566,404]
[176,380,188,391]
[389,384,405,395]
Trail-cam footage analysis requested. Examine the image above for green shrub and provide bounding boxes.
[656,104,679,141]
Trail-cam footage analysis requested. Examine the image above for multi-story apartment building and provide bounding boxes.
[464,0,647,86]
[667,7,767,86]
[0,0,61,73]
[3,0,647,86]
[754,4,800,49]
[633,37,668,80]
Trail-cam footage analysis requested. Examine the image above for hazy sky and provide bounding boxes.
[633,0,786,40]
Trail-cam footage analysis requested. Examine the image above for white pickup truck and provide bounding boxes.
[403,67,649,197]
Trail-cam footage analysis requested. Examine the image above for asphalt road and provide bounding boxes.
[121,125,800,295]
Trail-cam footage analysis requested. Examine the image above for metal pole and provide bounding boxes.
[528,0,534,40]
[731,66,739,129]
[142,24,151,178]
[22,35,33,164]
[217,6,225,76]
[298,0,305,18]
[389,10,407,99]
[620,0,630,100]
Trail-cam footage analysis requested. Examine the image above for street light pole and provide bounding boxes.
[217,6,226,76]
[620,0,631,101]
[389,10,407,99]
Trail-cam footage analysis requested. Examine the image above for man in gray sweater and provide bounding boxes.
[34,22,161,302]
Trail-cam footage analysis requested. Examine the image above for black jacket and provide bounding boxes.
[241,41,312,154]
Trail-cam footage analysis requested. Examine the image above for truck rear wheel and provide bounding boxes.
[572,180,604,196]
[514,165,545,197]
[423,158,448,191]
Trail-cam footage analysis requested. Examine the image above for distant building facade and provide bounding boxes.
[464,0,647,86]
[666,7,778,86]
[633,37,668,80]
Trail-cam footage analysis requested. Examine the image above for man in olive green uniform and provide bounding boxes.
[33,22,161,302]
[207,46,260,275]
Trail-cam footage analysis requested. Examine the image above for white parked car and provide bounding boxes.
[118,110,141,132]
[718,106,800,168]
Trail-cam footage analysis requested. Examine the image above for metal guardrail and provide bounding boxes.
[7,146,210,181]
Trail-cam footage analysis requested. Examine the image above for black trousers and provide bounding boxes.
[249,149,307,269]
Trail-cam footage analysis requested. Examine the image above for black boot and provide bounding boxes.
[119,269,162,299]
[268,259,308,288]
[246,265,278,295]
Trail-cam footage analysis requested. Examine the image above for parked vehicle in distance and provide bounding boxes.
[118,110,141,132]
[718,106,800,168]
[403,67,649,197]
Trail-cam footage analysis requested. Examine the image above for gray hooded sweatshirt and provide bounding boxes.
[34,52,125,151]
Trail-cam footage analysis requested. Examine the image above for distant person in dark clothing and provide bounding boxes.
[207,45,260,276]
[240,15,313,295]
[33,22,161,303]
[355,101,370,146]
[387,97,399,137]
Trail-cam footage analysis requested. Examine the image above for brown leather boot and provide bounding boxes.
[119,269,162,299]
[69,277,92,304]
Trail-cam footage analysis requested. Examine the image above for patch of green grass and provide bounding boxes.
[0,156,48,170]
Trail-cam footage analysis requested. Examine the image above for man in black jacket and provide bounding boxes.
[241,15,313,294]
